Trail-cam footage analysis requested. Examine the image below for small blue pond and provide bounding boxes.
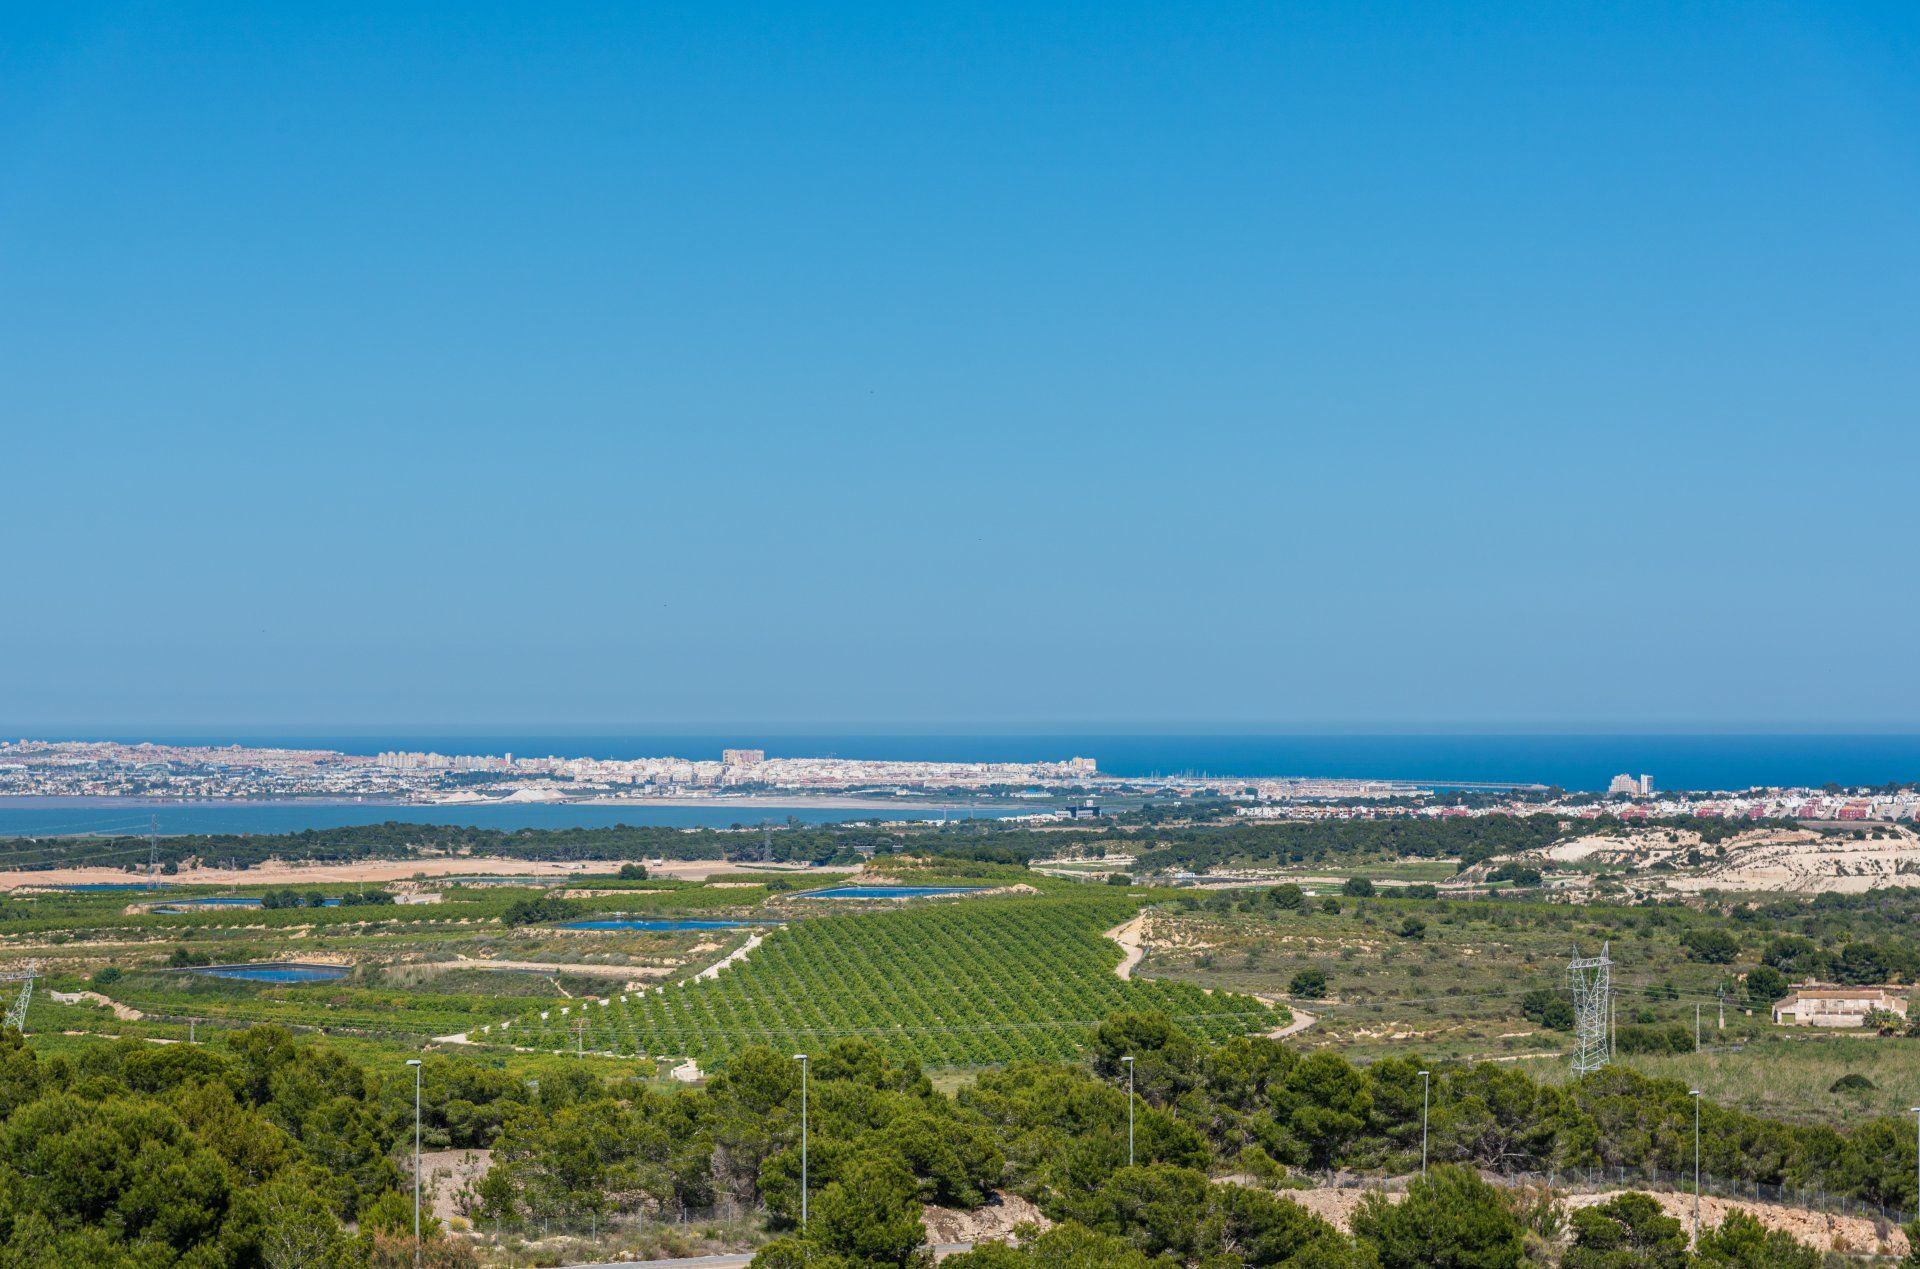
[556,918,772,931]
[183,962,350,983]
[801,885,988,899]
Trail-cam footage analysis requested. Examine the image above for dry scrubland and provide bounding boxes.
[2,814,1918,1266]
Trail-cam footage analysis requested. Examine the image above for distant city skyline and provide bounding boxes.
[4,730,1918,797]
[8,722,1920,737]
[6,3,1916,728]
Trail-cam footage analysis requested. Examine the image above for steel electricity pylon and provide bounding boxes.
[1567,942,1613,1074]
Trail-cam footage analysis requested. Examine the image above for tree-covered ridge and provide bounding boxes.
[1128,815,1576,874]
[485,1010,1913,1267]
[0,1011,1909,1266]
[0,811,1639,877]
[0,809,1798,884]
[0,820,879,872]
[0,1027,407,1266]
[495,894,1278,1066]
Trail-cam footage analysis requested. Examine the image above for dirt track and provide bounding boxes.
[1106,915,1147,979]
[49,988,143,1020]
[1108,914,1317,1041]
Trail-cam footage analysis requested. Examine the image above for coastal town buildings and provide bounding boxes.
[1,738,1915,823]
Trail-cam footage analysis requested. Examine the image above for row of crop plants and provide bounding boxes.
[483,895,1272,1065]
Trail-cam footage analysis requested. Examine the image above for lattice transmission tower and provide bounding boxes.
[1566,942,1613,1074]
[1,961,37,1034]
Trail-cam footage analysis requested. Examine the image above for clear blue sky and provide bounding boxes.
[4,2,1916,730]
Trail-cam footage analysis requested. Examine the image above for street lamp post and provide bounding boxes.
[1910,1107,1920,1223]
[1689,1089,1702,1243]
[1121,1056,1135,1168]
[1418,1070,1430,1178]
[793,1054,809,1231]
[406,1059,423,1266]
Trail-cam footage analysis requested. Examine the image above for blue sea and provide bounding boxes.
[2,732,1915,839]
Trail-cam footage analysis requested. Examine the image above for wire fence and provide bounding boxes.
[461,1201,760,1258]
[436,1160,1920,1267]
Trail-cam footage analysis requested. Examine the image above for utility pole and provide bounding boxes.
[148,815,159,882]
[407,1059,423,1267]
[1121,1056,1136,1168]
[1911,1107,1920,1222]
[792,1054,809,1230]
[1695,1002,1701,1052]
[1689,1090,1702,1244]
[1418,1070,1430,1178]
[1717,987,1725,1031]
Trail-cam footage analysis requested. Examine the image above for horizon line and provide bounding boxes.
[7,723,1920,739]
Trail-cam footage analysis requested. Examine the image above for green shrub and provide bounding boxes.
[1351,1165,1525,1268]
[1680,928,1738,964]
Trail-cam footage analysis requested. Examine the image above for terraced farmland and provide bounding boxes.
[493,894,1278,1066]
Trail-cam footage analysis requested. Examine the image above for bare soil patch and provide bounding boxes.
[1282,1182,1907,1257]
[921,1193,1048,1245]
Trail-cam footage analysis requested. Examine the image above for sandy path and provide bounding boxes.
[1265,1005,1316,1039]
[1103,914,1313,1040]
[1106,915,1147,979]
[1103,914,1313,1041]
[49,989,144,1020]
[438,930,776,1046]
[693,930,771,981]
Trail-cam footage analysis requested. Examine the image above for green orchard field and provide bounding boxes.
[486,891,1280,1066]
[4,868,1285,1073]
